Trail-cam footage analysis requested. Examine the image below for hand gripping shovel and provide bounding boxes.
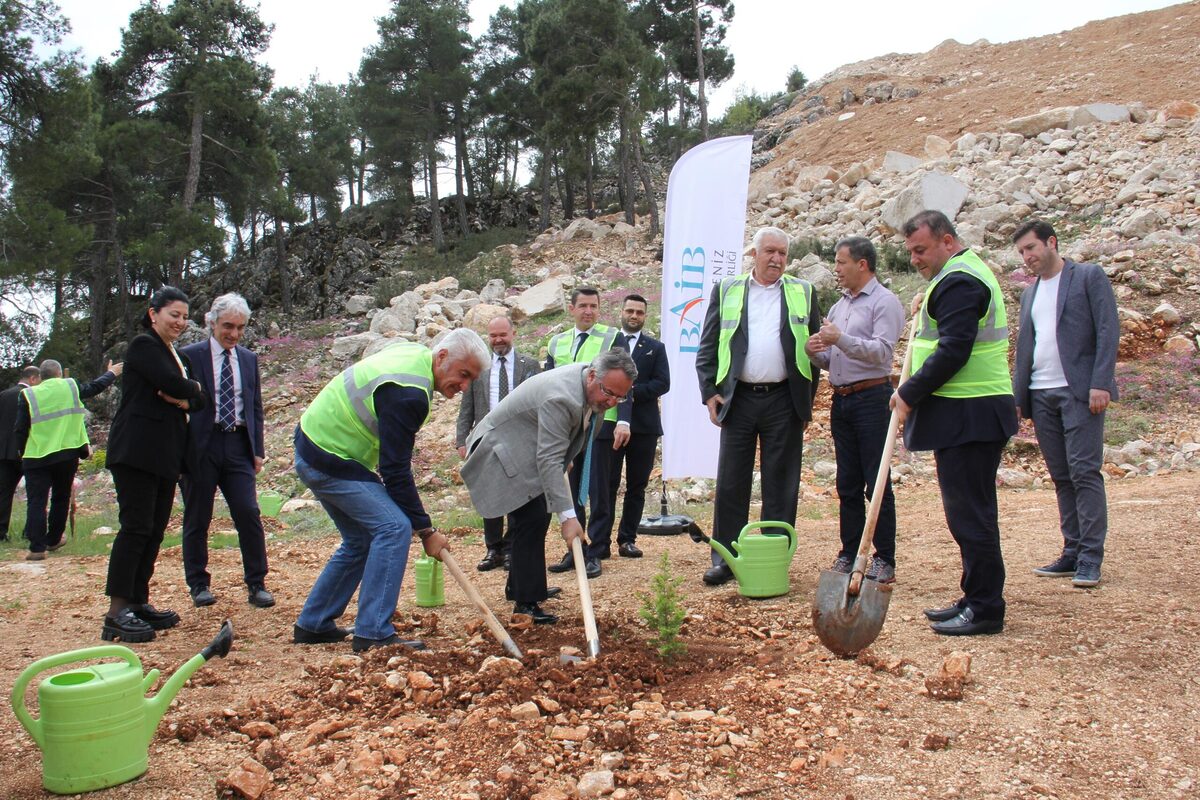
[813,316,918,657]
[441,550,524,661]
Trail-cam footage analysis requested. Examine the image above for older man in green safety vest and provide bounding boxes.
[15,358,122,560]
[891,209,1017,637]
[695,226,823,587]
[544,286,632,580]
[292,329,489,653]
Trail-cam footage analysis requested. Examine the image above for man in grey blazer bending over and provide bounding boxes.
[460,349,636,624]
[1013,219,1119,589]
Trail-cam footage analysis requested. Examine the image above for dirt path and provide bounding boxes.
[1,469,1197,799]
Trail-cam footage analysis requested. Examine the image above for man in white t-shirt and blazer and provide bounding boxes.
[1012,219,1119,589]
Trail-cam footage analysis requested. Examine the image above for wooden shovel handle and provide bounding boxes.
[571,538,600,658]
[442,550,523,660]
[850,314,920,594]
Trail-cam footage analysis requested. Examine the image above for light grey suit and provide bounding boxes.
[461,363,597,604]
[1013,258,1119,569]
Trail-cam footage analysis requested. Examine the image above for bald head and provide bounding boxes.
[486,315,515,357]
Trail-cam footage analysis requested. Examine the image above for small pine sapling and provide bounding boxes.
[638,552,688,662]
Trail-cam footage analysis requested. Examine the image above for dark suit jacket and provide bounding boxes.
[181,339,265,470]
[455,350,540,448]
[107,330,207,480]
[695,278,822,423]
[606,332,670,437]
[0,383,30,461]
[1013,259,1119,418]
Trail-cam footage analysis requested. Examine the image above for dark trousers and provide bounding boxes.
[1030,387,1108,566]
[106,464,177,604]
[23,459,78,552]
[180,429,268,590]
[0,458,24,539]
[713,384,804,564]
[482,516,512,553]
[831,384,896,564]
[934,441,1006,621]
[588,431,658,557]
[505,495,553,604]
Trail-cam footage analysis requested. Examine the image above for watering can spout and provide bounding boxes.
[143,620,233,741]
[707,538,741,577]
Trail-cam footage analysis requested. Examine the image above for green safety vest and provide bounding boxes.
[300,343,434,470]
[714,273,813,384]
[547,323,621,422]
[22,378,88,460]
[910,249,1013,398]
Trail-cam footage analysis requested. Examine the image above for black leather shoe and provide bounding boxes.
[503,552,511,571]
[247,586,276,608]
[131,604,180,630]
[102,608,156,643]
[513,602,558,624]
[293,624,352,644]
[618,542,643,558]
[929,607,1003,636]
[351,633,427,652]
[595,548,612,561]
[477,548,505,572]
[47,539,67,552]
[703,563,735,586]
[191,587,217,607]
[547,552,574,573]
[923,602,966,622]
[546,586,562,599]
[585,558,601,579]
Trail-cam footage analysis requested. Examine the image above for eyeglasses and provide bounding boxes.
[599,384,629,404]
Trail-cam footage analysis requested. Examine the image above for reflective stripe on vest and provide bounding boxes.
[547,324,620,421]
[22,378,88,460]
[910,249,1013,398]
[714,274,813,384]
[299,343,434,469]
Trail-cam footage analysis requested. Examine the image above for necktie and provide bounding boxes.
[218,349,236,430]
[577,414,599,507]
[497,355,509,400]
[573,331,589,361]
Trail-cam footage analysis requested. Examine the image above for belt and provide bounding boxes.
[218,425,247,433]
[830,377,891,396]
[740,381,785,394]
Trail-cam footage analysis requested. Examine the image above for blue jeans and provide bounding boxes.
[294,450,413,640]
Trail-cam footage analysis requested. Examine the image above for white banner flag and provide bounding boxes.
[660,135,752,479]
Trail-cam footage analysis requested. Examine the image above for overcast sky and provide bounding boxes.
[50,0,1183,116]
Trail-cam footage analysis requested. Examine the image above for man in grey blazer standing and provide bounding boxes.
[456,315,541,572]
[1012,219,1119,588]
[460,350,636,624]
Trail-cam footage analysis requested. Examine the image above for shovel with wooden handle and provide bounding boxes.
[441,550,523,661]
[812,315,919,657]
[571,538,601,659]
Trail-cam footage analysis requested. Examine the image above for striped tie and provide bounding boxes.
[218,349,236,430]
[497,355,508,400]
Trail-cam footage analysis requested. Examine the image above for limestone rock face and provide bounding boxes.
[883,150,923,173]
[344,295,375,316]
[331,332,381,360]
[1003,106,1076,137]
[924,134,952,159]
[1070,103,1130,127]
[463,303,510,330]
[512,276,572,319]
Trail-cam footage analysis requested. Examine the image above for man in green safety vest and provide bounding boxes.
[891,210,1017,637]
[292,329,489,653]
[544,286,632,580]
[15,359,122,560]
[695,226,823,587]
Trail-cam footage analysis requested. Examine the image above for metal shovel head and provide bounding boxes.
[812,569,893,657]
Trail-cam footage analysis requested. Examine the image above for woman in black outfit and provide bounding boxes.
[102,287,207,642]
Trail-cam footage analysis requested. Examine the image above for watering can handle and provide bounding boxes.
[740,521,798,556]
[11,645,143,747]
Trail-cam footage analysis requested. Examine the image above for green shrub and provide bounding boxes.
[878,241,913,273]
[79,447,106,475]
[786,67,807,93]
[638,552,688,662]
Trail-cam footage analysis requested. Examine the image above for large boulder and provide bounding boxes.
[1119,208,1164,240]
[512,276,572,319]
[344,295,375,316]
[1070,103,1130,127]
[923,135,951,159]
[1003,106,1076,138]
[794,164,839,191]
[795,263,837,292]
[561,217,611,242]
[883,151,923,173]
[463,302,510,330]
[413,276,459,298]
[371,292,420,335]
[879,173,970,233]
[479,278,507,304]
[330,332,382,360]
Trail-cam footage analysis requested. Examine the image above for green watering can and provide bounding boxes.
[11,620,233,795]
[413,555,445,607]
[707,521,798,598]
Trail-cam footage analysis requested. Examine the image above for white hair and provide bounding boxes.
[205,293,252,330]
[432,327,490,369]
[751,226,791,251]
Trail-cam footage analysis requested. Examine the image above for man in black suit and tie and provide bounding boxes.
[455,315,541,571]
[180,293,274,609]
[586,294,670,562]
[695,227,822,586]
[0,365,41,541]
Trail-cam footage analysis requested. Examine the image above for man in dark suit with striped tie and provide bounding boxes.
[180,293,273,609]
